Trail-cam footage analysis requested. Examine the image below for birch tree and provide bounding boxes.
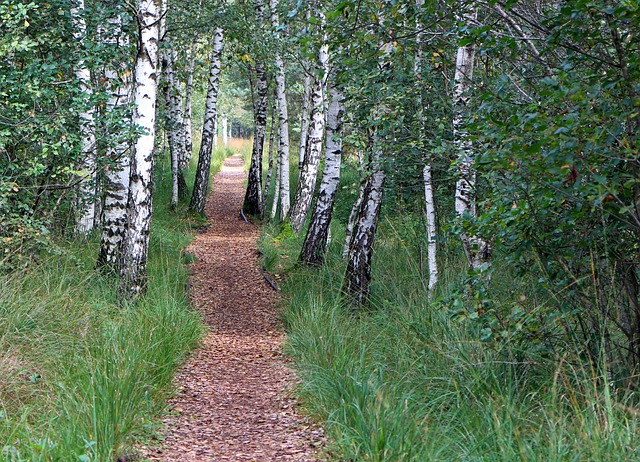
[72,0,98,235]
[270,0,291,222]
[453,7,491,270]
[189,27,224,215]
[242,0,269,217]
[162,46,187,208]
[415,0,438,292]
[183,38,198,161]
[97,8,133,269]
[119,0,160,297]
[288,15,329,232]
[299,84,343,266]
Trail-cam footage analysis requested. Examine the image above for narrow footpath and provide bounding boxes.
[144,155,321,461]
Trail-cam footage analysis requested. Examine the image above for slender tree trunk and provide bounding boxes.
[162,47,187,208]
[189,27,224,215]
[270,0,291,222]
[453,8,491,270]
[288,19,328,232]
[243,61,268,215]
[270,126,282,220]
[97,7,132,270]
[342,147,386,307]
[299,84,343,266]
[262,104,277,215]
[415,0,438,291]
[222,116,228,147]
[183,37,197,161]
[299,69,312,172]
[119,0,160,298]
[343,178,365,259]
[72,0,97,235]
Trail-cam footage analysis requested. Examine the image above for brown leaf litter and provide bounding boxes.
[142,155,323,461]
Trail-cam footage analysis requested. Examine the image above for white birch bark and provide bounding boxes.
[243,59,268,215]
[189,27,224,214]
[97,9,132,269]
[342,178,365,259]
[299,84,343,266]
[72,0,98,235]
[270,0,291,222]
[288,15,328,232]
[222,116,228,147]
[119,0,160,297]
[453,8,491,270]
[183,38,198,161]
[270,131,282,220]
[299,71,312,171]
[162,47,186,208]
[262,105,277,213]
[415,0,438,291]
[343,147,386,307]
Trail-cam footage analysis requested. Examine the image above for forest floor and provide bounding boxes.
[143,155,322,461]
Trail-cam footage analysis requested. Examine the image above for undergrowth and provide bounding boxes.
[0,145,229,461]
[260,214,640,461]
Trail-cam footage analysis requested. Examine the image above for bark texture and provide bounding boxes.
[189,27,224,215]
[162,47,186,208]
[453,8,491,270]
[72,0,98,235]
[119,0,159,297]
[415,0,438,291]
[243,60,268,216]
[97,8,132,269]
[183,38,198,162]
[288,23,328,232]
[342,150,386,308]
[270,0,291,222]
[299,85,343,266]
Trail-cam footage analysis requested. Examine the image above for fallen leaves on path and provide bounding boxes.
[143,155,323,461]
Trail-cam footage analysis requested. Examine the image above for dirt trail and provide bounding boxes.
[144,155,321,461]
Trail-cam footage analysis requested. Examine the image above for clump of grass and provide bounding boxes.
[261,214,640,461]
[0,160,204,460]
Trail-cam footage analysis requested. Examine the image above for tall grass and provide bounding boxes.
[0,148,227,460]
[260,213,640,461]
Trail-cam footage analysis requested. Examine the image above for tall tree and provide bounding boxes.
[97,6,133,269]
[453,6,490,270]
[242,0,269,217]
[288,13,329,233]
[299,83,343,266]
[270,0,291,222]
[119,0,160,297]
[72,0,98,235]
[189,27,224,215]
[162,46,187,208]
[415,0,438,292]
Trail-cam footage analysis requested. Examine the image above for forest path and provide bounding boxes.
[144,155,321,461]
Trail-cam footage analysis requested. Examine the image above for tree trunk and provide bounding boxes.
[262,104,277,215]
[453,7,491,270]
[162,47,186,208]
[415,0,438,292]
[97,7,132,270]
[189,27,223,215]
[342,178,365,259]
[119,0,160,298]
[72,0,98,235]
[243,61,268,215]
[288,20,328,232]
[270,0,291,222]
[183,37,197,162]
[298,69,312,172]
[299,84,343,266]
[222,116,228,147]
[342,148,385,308]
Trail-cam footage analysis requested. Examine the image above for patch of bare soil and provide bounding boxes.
[143,155,322,461]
